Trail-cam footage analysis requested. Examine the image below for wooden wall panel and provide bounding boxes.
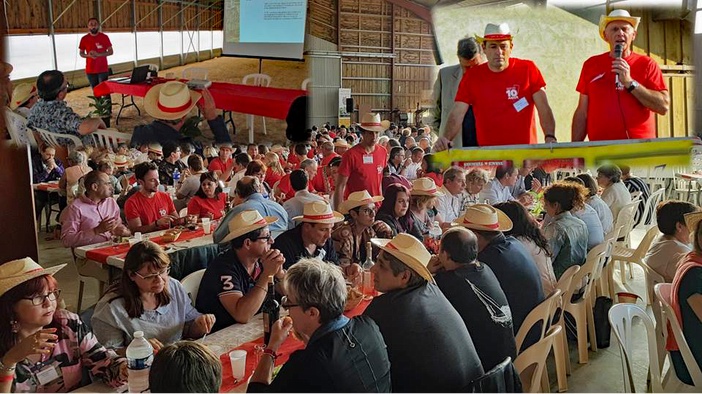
[135,0,159,31]
[101,0,133,32]
[6,0,49,34]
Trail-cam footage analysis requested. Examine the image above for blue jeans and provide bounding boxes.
[86,71,110,89]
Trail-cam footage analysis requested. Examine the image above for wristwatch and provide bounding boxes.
[0,357,16,372]
[627,80,639,93]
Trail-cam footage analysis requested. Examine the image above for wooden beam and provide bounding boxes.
[383,0,431,24]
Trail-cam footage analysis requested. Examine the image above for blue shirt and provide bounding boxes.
[543,211,589,279]
[214,193,289,243]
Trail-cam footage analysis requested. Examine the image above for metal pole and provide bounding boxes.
[159,0,164,71]
[196,3,200,62]
[179,1,184,65]
[47,0,58,70]
[132,0,138,66]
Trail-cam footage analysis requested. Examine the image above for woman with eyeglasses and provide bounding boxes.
[0,257,126,392]
[333,191,392,267]
[92,241,215,353]
[245,160,272,199]
[187,172,227,220]
[376,184,423,241]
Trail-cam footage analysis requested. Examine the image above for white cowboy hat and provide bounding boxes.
[358,113,390,133]
[148,143,163,155]
[338,190,384,214]
[293,201,345,224]
[371,234,435,283]
[113,154,129,168]
[11,83,37,110]
[599,9,640,41]
[411,177,444,197]
[333,139,350,149]
[476,23,514,43]
[219,210,278,244]
[0,258,66,298]
[454,204,513,232]
[144,81,201,120]
[217,142,234,150]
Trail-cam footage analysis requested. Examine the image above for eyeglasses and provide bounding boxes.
[255,234,273,242]
[133,267,170,281]
[23,290,61,306]
[280,296,299,311]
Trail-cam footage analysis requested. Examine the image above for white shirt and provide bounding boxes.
[644,234,690,283]
[601,181,632,221]
[404,162,421,180]
[586,195,614,235]
[517,236,557,296]
[479,178,516,205]
[435,185,464,224]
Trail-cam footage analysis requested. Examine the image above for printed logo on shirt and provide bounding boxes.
[506,85,519,100]
[159,208,167,216]
[377,165,383,174]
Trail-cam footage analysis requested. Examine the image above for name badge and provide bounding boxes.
[362,155,374,164]
[36,364,61,386]
[513,97,529,112]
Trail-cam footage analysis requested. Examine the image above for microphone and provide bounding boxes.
[614,43,623,87]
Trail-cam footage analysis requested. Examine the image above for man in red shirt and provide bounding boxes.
[208,143,234,180]
[79,17,113,90]
[333,113,388,210]
[435,23,556,150]
[311,141,339,192]
[125,162,179,233]
[572,10,669,142]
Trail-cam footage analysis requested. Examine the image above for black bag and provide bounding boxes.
[593,296,613,349]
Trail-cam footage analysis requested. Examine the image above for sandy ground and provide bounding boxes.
[64,56,308,146]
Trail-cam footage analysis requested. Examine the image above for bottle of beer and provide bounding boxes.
[262,276,279,346]
[362,242,375,297]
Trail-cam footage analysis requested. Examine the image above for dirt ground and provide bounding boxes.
[65,56,308,147]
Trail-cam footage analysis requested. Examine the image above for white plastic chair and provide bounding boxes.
[33,127,83,149]
[5,108,38,147]
[181,269,206,304]
[242,73,272,140]
[636,187,665,230]
[182,67,208,80]
[654,283,702,389]
[90,128,132,152]
[608,303,663,392]
[551,264,581,390]
[611,200,640,285]
[514,325,562,393]
[301,78,311,91]
[142,63,159,74]
[611,225,660,293]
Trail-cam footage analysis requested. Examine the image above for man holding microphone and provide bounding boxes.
[571,10,669,142]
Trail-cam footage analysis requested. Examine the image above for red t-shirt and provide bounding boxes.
[208,157,232,174]
[124,191,176,226]
[265,167,283,188]
[576,52,667,141]
[426,172,444,188]
[455,58,546,146]
[338,144,387,198]
[311,153,339,192]
[187,193,226,220]
[79,33,112,74]
[277,173,316,202]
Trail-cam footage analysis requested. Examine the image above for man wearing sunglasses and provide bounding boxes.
[196,211,285,333]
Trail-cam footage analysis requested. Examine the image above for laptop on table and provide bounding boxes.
[110,65,150,84]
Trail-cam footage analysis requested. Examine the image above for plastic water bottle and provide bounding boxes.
[126,331,153,393]
[172,168,180,184]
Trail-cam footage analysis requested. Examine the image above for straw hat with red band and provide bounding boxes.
[338,190,384,214]
[113,154,130,168]
[371,233,435,283]
[599,9,640,41]
[333,139,350,149]
[358,113,390,133]
[10,83,37,110]
[476,23,514,43]
[219,210,278,244]
[148,143,163,155]
[453,204,513,232]
[684,211,702,234]
[144,81,201,120]
[0,257,66,298]
[293,201,345,224]
[411,177,444,197]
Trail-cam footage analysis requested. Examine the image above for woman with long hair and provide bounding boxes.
[187,172,227,220]
[245,160,272,199]
[0,258,125,392]
[263,152,285,189]
[376,183,422,240]
[542,182,590,279]
[92,241,215,353]
[494,201,557,295]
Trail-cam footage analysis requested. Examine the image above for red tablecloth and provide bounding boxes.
[34,182,60,192]
[84,228,206,264]
[218,299,371,392]
[93,79,306,120]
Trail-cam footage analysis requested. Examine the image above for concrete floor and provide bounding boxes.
[35,220,670,392]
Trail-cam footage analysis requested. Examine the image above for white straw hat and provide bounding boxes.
[453,204,513,232]
[411,177,444,197]
[371,234,434,283]
[0,258,66,298]
[293,201,345,224]
[338,190,384,214]
[219,210,278,244]
[144,81,201,120]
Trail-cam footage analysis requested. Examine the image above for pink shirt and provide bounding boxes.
[61,196,126,248]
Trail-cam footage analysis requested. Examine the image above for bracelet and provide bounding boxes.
[263,348,279,361]
[0,357,15,373]
[0,374,13,383]
[544,134,556,140]
[254,284,267,292]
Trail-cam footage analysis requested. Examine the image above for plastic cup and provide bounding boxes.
[202,218,211,234]
[228,350,247,381]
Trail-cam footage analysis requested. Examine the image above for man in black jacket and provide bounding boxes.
[365,233,484,392]
[248,258,391,392]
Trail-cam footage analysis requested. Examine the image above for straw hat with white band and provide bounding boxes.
[371,233,435,283]
[219,210,278,244]
[453,204,513,232]
[0,258,66,298]
[144,81,201,120]
[338,190,384,214]
[11,83,37,110]
[598,9,640,41]
[411,177,445,197]
[293,201,345,224]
